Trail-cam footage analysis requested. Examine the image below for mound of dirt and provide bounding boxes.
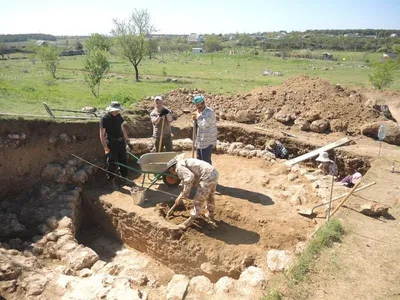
[135,76,390,134]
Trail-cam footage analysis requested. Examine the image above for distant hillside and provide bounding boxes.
[0,34,57,43]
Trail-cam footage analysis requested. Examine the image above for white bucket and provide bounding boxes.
[130,187,146,206]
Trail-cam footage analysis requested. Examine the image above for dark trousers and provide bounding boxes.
[106,140,127,179]
[154,134,173,152]
[197,144,213,165]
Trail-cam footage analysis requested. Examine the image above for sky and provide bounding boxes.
[1,0,399,36]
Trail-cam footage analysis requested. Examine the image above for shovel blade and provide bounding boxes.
[298,209,314,217]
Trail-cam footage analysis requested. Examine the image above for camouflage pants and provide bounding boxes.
[190,169,219,218]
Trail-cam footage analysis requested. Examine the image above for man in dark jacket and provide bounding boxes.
[100,101,132,189]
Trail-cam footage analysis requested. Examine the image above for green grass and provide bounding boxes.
[1,51,399,116]
[290,219,344,283]
[263,219,345,300]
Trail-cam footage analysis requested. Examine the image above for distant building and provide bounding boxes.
[383,53,398,60]
[192,47,204,54]
[390,33,398,38]
[35,40,56,47]
[188,33,204,43]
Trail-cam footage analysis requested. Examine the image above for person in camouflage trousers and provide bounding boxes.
[165,157,219,230]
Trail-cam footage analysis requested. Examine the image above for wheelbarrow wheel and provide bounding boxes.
[163,174,181,187]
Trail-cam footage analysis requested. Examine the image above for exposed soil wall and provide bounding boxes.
[217,125,371,176]
[0,119,103,200]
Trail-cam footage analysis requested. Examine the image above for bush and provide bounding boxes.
[369,60,396,89]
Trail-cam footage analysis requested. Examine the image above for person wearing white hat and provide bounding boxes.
[315,151,337,175]
[100,101,133,189]
[340,172,362,188]
[150,96,173,152]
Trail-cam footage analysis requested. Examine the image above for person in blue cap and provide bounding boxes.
[192,95,217,165]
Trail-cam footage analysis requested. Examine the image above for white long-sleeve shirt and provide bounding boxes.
[195,107,217,150]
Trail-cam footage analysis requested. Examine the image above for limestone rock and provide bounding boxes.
[267,249,293,272]
[64,245,99,271]
[71,170,88,184]
[295,241,307,255]
[46,216,59,230]
[188,275,213,295]
[274,111,292,124]
[361,121,400,146]
[62,274,109,299]
[310,119,330,133]
[235,110,257,123]
[264,108,275,121]
[238,266,266,287]
[166,274,189,300]
[22,273,49,296]
[227,142,244,155]
[0,279,17,293]
[214,276,235,294]
[0,213,26,237]
[330,119,348,132]
[304,112,320,123]
[91,260,107,272]
[0,262,21,281]
[107,278,142,300]
[57,216,74,231]
[360,203,390,217]
[294,118,311,131]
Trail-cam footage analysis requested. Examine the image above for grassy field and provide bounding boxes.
[0,50,399,115]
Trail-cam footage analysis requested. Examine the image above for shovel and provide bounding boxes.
[298,181,376,217]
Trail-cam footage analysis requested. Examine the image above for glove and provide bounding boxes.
[159,108,169,117]
[191,112,197,120]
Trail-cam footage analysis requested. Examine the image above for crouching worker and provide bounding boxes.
[165,158,219,230]
[340,172,362,188]
[266,140,288,159]
[315,151,337,175]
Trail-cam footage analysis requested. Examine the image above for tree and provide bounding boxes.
[392,44,400,54]
[147,38,158,59]
[85,33,112,52]
[84,48,110,98]
[37,46,61,78]
[112,9,156,81]
[75,41,83,51]
[0,43,9,59]
[369,61,396,89]
[204,35,222,53]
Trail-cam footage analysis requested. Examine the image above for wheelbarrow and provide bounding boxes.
[116,152,184,190]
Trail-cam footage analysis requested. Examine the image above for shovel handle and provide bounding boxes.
[313,181,376,210]
[192,121,196,158]
[158,117,165,152]
[330,181,361,217]
[166,193,184,218]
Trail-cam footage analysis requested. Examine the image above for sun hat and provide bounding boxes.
[106,101,123,112]
[154,95,163,102]
[166,158,178,171]
[351,172,362,184]
[192,95,205,104]
[315,151,331,163]
[266,140,277,151]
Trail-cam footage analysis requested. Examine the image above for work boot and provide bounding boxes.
[178,217,195,230]
[204,211,215,222]
[109,178,119,191]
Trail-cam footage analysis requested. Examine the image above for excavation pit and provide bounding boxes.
[82,153,320,282]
